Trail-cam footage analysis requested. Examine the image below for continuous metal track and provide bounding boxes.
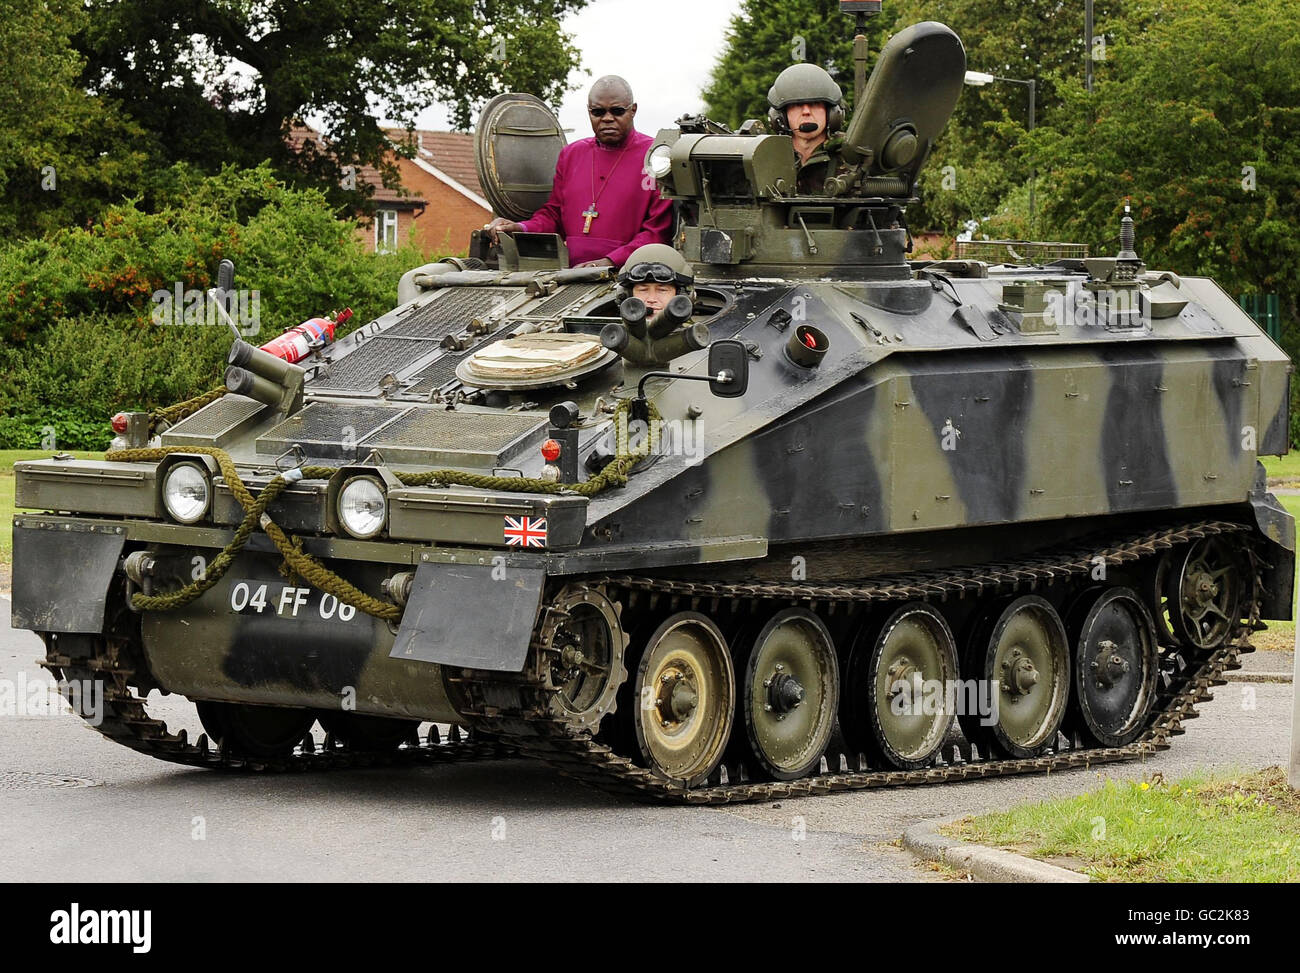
[39,645,512,772]
[450,519,1262,804]
[41,519,1261,803]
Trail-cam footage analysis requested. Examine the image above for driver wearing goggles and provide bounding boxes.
[616,244,695,313]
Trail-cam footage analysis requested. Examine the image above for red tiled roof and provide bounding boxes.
[284,123,320,155]
[285,124,424,207]
[356,163,423,207]
[385,128,484,198]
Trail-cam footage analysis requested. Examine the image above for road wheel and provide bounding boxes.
[962,595,1070,759]
[196,701,315,759]
[735,608,839,781]
[842,602,957,770]
[1146,552,1178,646]
[1066,587,1159,747]
[318,712,420,751]
[630,612,734,786]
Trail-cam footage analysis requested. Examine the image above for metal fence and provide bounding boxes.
[953,240,1090,264]
[1238,293,1282,344]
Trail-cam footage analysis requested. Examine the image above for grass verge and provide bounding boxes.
[1,451,102,564]
[945,768,1300,882]
[1263,453,1300,488]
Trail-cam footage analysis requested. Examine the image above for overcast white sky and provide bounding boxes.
[414,0,736,137]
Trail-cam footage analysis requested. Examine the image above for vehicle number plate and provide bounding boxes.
[228,580,359,622]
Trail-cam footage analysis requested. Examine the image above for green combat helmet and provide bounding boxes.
[767,63,846,135]
[616,243,695,297]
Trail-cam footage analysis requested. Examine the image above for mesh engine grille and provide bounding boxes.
[406,323,523,394]
[165,396,267,438]
[361,409,544,456]
[527,283,608,318]
[314,337,440,391]
[387,287,517,339]
[258,402,407,456]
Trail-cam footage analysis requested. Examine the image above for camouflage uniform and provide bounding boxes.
[795,132,851,196]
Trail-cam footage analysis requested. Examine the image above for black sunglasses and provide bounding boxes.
[588,106,630,118]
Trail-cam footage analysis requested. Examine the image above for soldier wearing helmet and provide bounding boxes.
[617,243,695,314]
[767,63,849,195]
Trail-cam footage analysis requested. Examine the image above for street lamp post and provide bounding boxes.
[1086,0,1095,92]
[964,71,1037,234]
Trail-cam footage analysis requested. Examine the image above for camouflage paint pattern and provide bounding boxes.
[9,19,1294,711]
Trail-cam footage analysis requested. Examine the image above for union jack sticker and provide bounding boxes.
[504,515,547,548]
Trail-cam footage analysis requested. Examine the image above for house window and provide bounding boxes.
[375,210,399,253]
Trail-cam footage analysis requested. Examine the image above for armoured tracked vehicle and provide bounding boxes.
[11,21,1294,803]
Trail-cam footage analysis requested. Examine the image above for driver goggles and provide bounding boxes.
[622,262,684,284]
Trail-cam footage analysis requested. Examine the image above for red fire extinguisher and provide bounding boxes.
[259,308,353,363]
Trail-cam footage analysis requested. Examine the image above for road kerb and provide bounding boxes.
[903,817,1090,883]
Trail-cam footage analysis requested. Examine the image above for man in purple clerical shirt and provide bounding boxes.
[484,76,673,269]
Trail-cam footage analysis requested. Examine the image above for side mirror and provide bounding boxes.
[707,339,749,398]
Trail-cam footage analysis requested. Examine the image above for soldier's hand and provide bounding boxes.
[483,218,523,244]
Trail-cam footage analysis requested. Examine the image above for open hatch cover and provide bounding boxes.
[475,92,567,222]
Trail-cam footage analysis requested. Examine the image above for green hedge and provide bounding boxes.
[0,407,110,451]
[0,163,424,442]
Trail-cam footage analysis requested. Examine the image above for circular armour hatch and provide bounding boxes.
[475,93,567,222]
[456,332,619,390]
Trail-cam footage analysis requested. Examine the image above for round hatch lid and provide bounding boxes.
[475,92,567,222]
[456,332,619,390]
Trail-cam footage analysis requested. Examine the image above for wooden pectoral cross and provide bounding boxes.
[582,206,598,234]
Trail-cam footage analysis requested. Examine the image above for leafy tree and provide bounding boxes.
[1029,0,1300,354]
[702,0,901,128]
[0,0,148,236]
[74,0,589,211]
[0,163,424,444]
[883,0,1160,233]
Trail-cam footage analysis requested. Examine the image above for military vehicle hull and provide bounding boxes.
[11,264,1292,799]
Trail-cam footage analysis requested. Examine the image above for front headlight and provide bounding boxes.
[162,462,211,524]
[648,143,673,179]
[338,476,387,539]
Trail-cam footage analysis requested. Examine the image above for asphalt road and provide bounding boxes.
[1,595,1293,883]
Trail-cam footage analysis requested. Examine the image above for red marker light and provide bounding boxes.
[541,439,562,462]
[803,331,817,348]
[111,412,129,433]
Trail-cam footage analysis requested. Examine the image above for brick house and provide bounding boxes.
[368,129,493,257]
[288,125,492,258]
